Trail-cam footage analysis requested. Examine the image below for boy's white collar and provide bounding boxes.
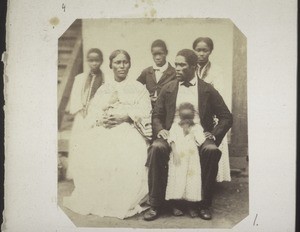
[153,61,169,72]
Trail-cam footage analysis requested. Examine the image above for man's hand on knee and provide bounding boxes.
[157,129,169,140]
[204,132,216,141]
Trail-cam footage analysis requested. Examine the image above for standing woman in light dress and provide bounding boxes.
[63,50,152,219]
[66,48,104,180]
[193,37,231,182]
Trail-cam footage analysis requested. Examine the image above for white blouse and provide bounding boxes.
[85,76,152,128]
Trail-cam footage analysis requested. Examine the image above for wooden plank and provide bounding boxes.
[60,30,81,39]
[58,38,77,48]
[58,57,72,67]
[229,25,248,158]
[229,156,248,170]
[58,66,65,78]
[57,38,83,129]
[58,130,71,152]
[58,48,73,53]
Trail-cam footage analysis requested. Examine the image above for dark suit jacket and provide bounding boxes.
[137,63,176,96]
[152,79,233,146]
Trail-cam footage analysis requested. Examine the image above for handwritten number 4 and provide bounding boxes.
[62,4,66,12]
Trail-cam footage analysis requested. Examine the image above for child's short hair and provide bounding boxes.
[151,39,168,54]
[178,102,195,120]
[87,48,103,62]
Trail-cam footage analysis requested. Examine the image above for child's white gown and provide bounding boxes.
[165,123,205,202]
[63,77,151,219]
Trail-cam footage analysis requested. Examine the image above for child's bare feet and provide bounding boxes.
[172,207,184,216]
[187,207,199,218]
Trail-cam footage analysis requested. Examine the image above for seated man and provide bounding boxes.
[144,49,233,221]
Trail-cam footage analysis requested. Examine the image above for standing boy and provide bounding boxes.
[137,39,176,108]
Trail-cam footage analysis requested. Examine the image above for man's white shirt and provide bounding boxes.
[173,76,201,125]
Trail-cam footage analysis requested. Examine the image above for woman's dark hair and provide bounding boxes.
[192,37,214,51]
[109,50,131,69]
[176,49,198,67]
[87,48,103,61]
[151,39,168,54]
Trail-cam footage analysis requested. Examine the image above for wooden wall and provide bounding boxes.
[229,24,248,169]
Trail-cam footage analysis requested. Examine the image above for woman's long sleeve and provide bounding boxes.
[83,85,109,128]
[127,83,152,122]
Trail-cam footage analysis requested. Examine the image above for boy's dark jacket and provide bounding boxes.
[137,63,176,96]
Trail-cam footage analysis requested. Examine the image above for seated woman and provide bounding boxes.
[63,50,152,219]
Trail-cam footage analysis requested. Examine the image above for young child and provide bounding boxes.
[66,48,104,180]
[165,102,205,217]
[137,39,176,108]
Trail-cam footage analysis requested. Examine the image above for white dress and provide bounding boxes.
[66,72,103,180]
[197,62,231,182]
[63,77,152,219]
[165,123,205,202]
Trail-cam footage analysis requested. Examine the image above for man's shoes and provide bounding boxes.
[143,207,160,221]
[171,207,184,216]
[187,207,199,218]
[199,208,212,220]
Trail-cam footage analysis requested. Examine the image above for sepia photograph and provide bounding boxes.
[57,18,248,228]
[3,0,297,231]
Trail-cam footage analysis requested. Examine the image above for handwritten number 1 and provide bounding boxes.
[62,3,66,12]
[253,213,258,226]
